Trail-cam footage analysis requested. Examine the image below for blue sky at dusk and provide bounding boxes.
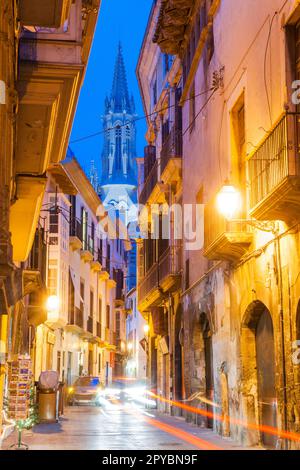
[70,0,152,176]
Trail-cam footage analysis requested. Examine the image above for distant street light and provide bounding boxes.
[46,295,59,312]
[143,324,150,335]
[127,341,133,352]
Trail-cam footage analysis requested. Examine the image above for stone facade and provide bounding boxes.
[137,0,300,449]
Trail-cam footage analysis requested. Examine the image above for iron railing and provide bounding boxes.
[139,161,158,206]
[160,128,183,175]
[87,316,93,334]
[248,113,300,209]
[204,197,249,251]
[69,307,83,329]
[27,227,47,283]
[96,322,102,338]
[105,327,110,343]
[138,245,182,304]
[70,219,82,241]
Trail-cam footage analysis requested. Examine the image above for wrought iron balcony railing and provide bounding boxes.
[204,197,252,262]
[69,307,84,329]
[96,322,102,338]
[160,128,183,175]
[87,316,93,334]
[248,113,300,222]
[138,244,182,308]
[70,219,83,241]
[26,227,47,284]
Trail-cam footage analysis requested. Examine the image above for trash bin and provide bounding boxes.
[38,371,59,423]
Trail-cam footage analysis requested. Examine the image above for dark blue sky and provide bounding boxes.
[70,0,152,175]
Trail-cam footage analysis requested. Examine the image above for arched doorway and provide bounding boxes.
[242,301,277,448]
[174,306,183,402]
[200,313,214,428]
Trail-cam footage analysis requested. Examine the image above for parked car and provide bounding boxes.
[67,376,103,406]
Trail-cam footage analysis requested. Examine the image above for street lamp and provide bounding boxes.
[127,341,133,352]
[216,182,241,220]
[143,324,150,335]
[216,182,276,233]
[46,294,59,312]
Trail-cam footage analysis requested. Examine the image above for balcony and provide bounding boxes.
[138,245,182,312]
[105,327,110,343]
[23,227,47,296]
[10,1,99,262]
[27,289,48,327]
[87,316,94,334]
[96,322,102,339]
[160,128,182,185]
[139,161,158,206]
[19,0,72,28]
[91,249,102,272]
[248,113,300,224]
[204,198,253,262]
[66,307,84,333]
[69,220,83,251]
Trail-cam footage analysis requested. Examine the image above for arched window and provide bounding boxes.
[115,125,122,171]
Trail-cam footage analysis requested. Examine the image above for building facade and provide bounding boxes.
[138,0,300,449]
[0,0,99,441]
[126,288,147,383]
[34,154,129,389]
[137,0,183,414]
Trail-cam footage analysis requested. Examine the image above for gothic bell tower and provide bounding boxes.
[99,43,138,291]
[100,42,137,210]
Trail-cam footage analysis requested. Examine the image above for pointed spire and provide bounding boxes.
[110,42,131,113]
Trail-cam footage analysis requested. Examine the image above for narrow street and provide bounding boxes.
[3,405,252,451]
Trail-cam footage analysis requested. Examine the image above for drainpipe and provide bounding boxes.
[275,232,288,450]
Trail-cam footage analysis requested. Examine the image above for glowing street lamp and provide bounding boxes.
[127,341,133,352]
[143,324,150,335]
[216,182,241,220]
[46,295,59,312]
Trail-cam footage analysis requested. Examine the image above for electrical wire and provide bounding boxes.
[69,87,215,145]
[182,88,218,137]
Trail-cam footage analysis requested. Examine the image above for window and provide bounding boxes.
[49,199,58,233]
[99,238,103,263]
[98,297,102,322]
[116,312,120,339]
[231,95,246,211]
[80,280,85,316]
[152,77,157,107]
[106,244,111,274]
[90,221,95,254]
[81,208,88,250]
[115,125,122,171]
[163,54,170,76]
[189,82,196,132]
[90,290,94,318]
[106,305,110,328]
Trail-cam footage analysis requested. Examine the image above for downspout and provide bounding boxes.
[275,232,288,450]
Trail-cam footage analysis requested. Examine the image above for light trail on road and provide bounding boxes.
[119,401,223,450]
[148,391,300,445]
